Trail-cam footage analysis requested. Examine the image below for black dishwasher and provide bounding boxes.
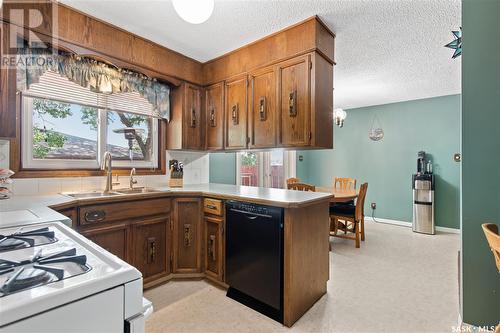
[225,200,284,323]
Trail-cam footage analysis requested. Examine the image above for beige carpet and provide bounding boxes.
[145,221,460,333]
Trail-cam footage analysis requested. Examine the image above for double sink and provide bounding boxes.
[64,187,164,199]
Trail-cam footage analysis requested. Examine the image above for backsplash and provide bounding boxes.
[0,140,209,196]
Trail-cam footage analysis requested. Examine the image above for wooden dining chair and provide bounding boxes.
[329,182,368,248]
[287,182,316,192]
[286,177,301,185]
[334,177,356,190]
[482,223,500,273]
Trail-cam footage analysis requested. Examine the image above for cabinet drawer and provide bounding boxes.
[204,198,222,216]
[79,198,171,226]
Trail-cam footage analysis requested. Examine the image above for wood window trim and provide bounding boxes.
[9,104,167,178]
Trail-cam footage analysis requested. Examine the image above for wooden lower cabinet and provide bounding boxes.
[204,216,224,282]
[172,198,202,273]
[81,224,130,263]
[132,217,170,283]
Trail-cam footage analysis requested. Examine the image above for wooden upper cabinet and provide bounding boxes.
[224,75,248,150]
[172,198,202,273]
[183,83,204,150]
[167,82,205,150]
[277,54,312,147]
[249,67,276,148]
[205,82,224,150]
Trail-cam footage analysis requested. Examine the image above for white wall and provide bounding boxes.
[0,139,209,196]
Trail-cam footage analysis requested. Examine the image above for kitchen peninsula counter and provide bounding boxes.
[0,183,331,326]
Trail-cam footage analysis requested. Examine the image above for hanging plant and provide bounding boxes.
[369,115,384,141]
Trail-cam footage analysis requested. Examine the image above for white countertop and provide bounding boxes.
[164,183,333,207]
[0,195,72,228]
[0,183,332,228]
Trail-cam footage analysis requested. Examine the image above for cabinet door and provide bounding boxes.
[81,224,130,263]
[205,82,224,150]
[277,55,311,147]
[173,198,202,273]
[204,216,224,281]
[132,216,170,282]
[183,83,203,150]
[225,75,248,149]
[249,67,276,148]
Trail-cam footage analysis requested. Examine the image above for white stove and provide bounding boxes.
[0,221,151,332]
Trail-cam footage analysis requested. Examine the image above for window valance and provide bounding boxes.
[16,48,171,121]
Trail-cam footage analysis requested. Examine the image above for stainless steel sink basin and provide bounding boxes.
[115,187,163,194]
[63,191,123,199]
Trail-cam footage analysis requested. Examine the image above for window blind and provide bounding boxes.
[23,71,156,117]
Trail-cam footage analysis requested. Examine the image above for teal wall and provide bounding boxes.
[297,95,461,229]
[209,153,236,184]
[461,0,500,326]
[209,95,460,229]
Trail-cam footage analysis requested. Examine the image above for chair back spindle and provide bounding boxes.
[334,177,357,190]
[287,183,316,192]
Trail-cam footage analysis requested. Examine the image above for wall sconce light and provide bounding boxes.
[334,108,347,127]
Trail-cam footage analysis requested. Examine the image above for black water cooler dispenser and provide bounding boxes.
[412,152,435,234]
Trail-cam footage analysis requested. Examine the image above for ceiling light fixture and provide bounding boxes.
[172,0,214,24]
[333,108,346,128]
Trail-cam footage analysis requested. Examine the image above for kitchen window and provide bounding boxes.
[21,71,159,170]
[236,150,296,189]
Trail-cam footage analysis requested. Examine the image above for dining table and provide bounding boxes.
[316,187,359,203]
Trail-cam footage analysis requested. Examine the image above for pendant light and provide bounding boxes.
[333,108,347,127]
[172,0,214,24]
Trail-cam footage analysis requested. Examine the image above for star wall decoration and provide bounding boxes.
[445,28,462,59]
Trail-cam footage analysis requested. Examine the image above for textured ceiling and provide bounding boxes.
[61,0,461,109]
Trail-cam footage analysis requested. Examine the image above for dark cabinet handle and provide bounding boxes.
[209,108,216,127]
[209,234,216,261]
[259,97,267,121]
[184,224,191,247]
[289,90,297,117]
[84,210,106,223]
[190,108,196,127]
[147,237,156,264]
[232,104,239,125]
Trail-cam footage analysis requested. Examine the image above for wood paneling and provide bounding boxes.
[283,201,330,327]
[277,54,311,147]
[173,198,202,273]
[132,216,170,283]
[249,66,276,148]
[55,4,203,84]
[0,23,17,139]
[224,75,248,149]
[203,16,334,85]
[205,82,225,150]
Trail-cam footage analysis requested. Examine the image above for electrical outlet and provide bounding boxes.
[371,202,377,210]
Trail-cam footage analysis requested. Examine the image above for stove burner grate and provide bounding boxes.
[0,227,57,252]
[0,248,90,297]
